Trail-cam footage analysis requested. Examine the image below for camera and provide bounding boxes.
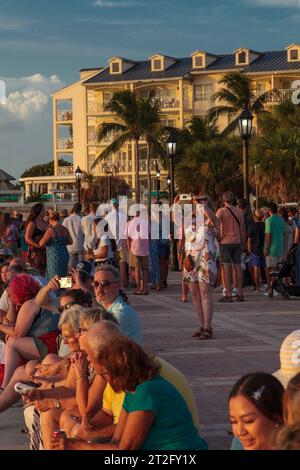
[14,382,38,395]
[58,277,73,289]
[179,194,193,201]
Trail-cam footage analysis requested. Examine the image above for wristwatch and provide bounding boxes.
[55,399,61,409]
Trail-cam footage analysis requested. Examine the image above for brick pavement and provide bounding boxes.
[1,272,300,450]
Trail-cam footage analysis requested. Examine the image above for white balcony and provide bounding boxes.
[57,138,73,150]
[258,88,294,104]
[87,101,111,114]
[57,110,73,121]
[57,165,74,176]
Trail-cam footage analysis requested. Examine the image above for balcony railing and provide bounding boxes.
[57,165,74,176]
[258,89,294,103]
[149,97,179,109]
[57,110,73,121]
[87,101,111,114]
[57,138,73,150]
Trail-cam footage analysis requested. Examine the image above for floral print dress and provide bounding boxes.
[183,223,218,285]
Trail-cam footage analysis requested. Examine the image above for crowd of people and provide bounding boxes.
[0,192,300,451]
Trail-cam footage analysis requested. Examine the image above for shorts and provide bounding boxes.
[249,253,266,269]
[265,255,282,269]
[220,243,242,265]
[158,241,170,259]
[33,330,59,360]
[131,255,149,270]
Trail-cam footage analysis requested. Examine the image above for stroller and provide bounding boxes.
[269,245,300,299]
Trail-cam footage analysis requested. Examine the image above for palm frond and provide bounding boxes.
[91,130,133,171]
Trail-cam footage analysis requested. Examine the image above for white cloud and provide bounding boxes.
[0,15,39,32]
[93,1,139,7]
[0,74,63,122]
[250,0,300,6]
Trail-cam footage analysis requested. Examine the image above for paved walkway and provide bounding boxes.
[1,273,300,450]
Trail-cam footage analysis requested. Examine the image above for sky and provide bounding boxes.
[1,0,300,178]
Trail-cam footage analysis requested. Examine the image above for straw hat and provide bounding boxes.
[273,330,300,388]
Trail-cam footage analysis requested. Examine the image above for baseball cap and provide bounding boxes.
[110,198,118,206]
[273,330,300,388]
[76,261,94,278]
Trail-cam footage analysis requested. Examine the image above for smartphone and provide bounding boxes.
[180,194,192,201]
[58,277,73,289]
[14,382,38,395]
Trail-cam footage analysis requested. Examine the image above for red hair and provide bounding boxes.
[9,274,40,305]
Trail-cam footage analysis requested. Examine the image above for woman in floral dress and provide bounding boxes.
[181,195,219,340]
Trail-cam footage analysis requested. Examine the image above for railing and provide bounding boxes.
[57,165,74,176]
[87,101,111,114]
[258,89,294,103]
[51,190,78,204]
[57,138,73,150]
[0,190,25,206]
[138,160,164,172]
[151,97,179,109]
[57,110,73,121]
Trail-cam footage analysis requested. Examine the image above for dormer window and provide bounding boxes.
[291,49,299,61]
[153,59,162,71]
[238,52,246,64]
[150,54,176,72]
[111,62,120,73]
[195,56,203,67]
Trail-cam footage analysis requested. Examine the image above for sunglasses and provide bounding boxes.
[92,280,115,289]
[58,301,78,314]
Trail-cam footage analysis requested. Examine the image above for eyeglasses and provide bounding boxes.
[58,301,78,314]
[92,280,115,289]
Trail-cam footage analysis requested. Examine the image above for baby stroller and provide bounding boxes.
[269,246,300,299]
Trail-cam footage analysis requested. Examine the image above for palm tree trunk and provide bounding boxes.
[147,144,151,213]
[135,139,140,203]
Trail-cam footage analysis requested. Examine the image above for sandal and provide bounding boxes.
[199,328,213,340]
[192,328,204,338]
[218,296,233,303]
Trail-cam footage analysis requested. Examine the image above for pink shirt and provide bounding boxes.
[125,217,149,256]
[216,205,246,245]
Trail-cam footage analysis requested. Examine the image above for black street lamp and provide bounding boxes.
[166,135,179,271]
[167,174,171,206]
[75,166,83,203]
[238,107,253,203]
[155,161,160,201]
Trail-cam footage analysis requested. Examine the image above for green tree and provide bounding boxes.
[176,138,243,203]
[92,90,163,203]
[21,159,71,178]
[209,72,269,136]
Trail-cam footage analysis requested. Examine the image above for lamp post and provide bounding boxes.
[75,166,83,204]
[166,135,179,271]
[238,107,253,203]
[155,161,160,201]
[254,164,260,210]
[167,174,171,206]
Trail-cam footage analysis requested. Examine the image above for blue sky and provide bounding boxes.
[1,0,300,177]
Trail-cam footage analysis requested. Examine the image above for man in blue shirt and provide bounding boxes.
[93,264,142,345]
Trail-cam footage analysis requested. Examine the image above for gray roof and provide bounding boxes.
[0,169,15,181]
[84,50,300,84]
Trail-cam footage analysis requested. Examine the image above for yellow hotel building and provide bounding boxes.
[21,44,300,199]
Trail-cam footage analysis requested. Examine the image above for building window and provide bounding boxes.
[290,49,299,61]
[257,82,267,94]
[194,84,213,101]
[111,62,120,73]
[194,56,203,67]
[238,52,247,64]
[153,59,162,71]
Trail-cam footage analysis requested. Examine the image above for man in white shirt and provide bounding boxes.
[81,202,98,261]
[105,199,128,288]
[63,203,84,269]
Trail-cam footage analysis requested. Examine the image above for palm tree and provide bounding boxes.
[91,90,162,203]
[209,72,270,136]
[253,127,300,203]
[176,138,243,203]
